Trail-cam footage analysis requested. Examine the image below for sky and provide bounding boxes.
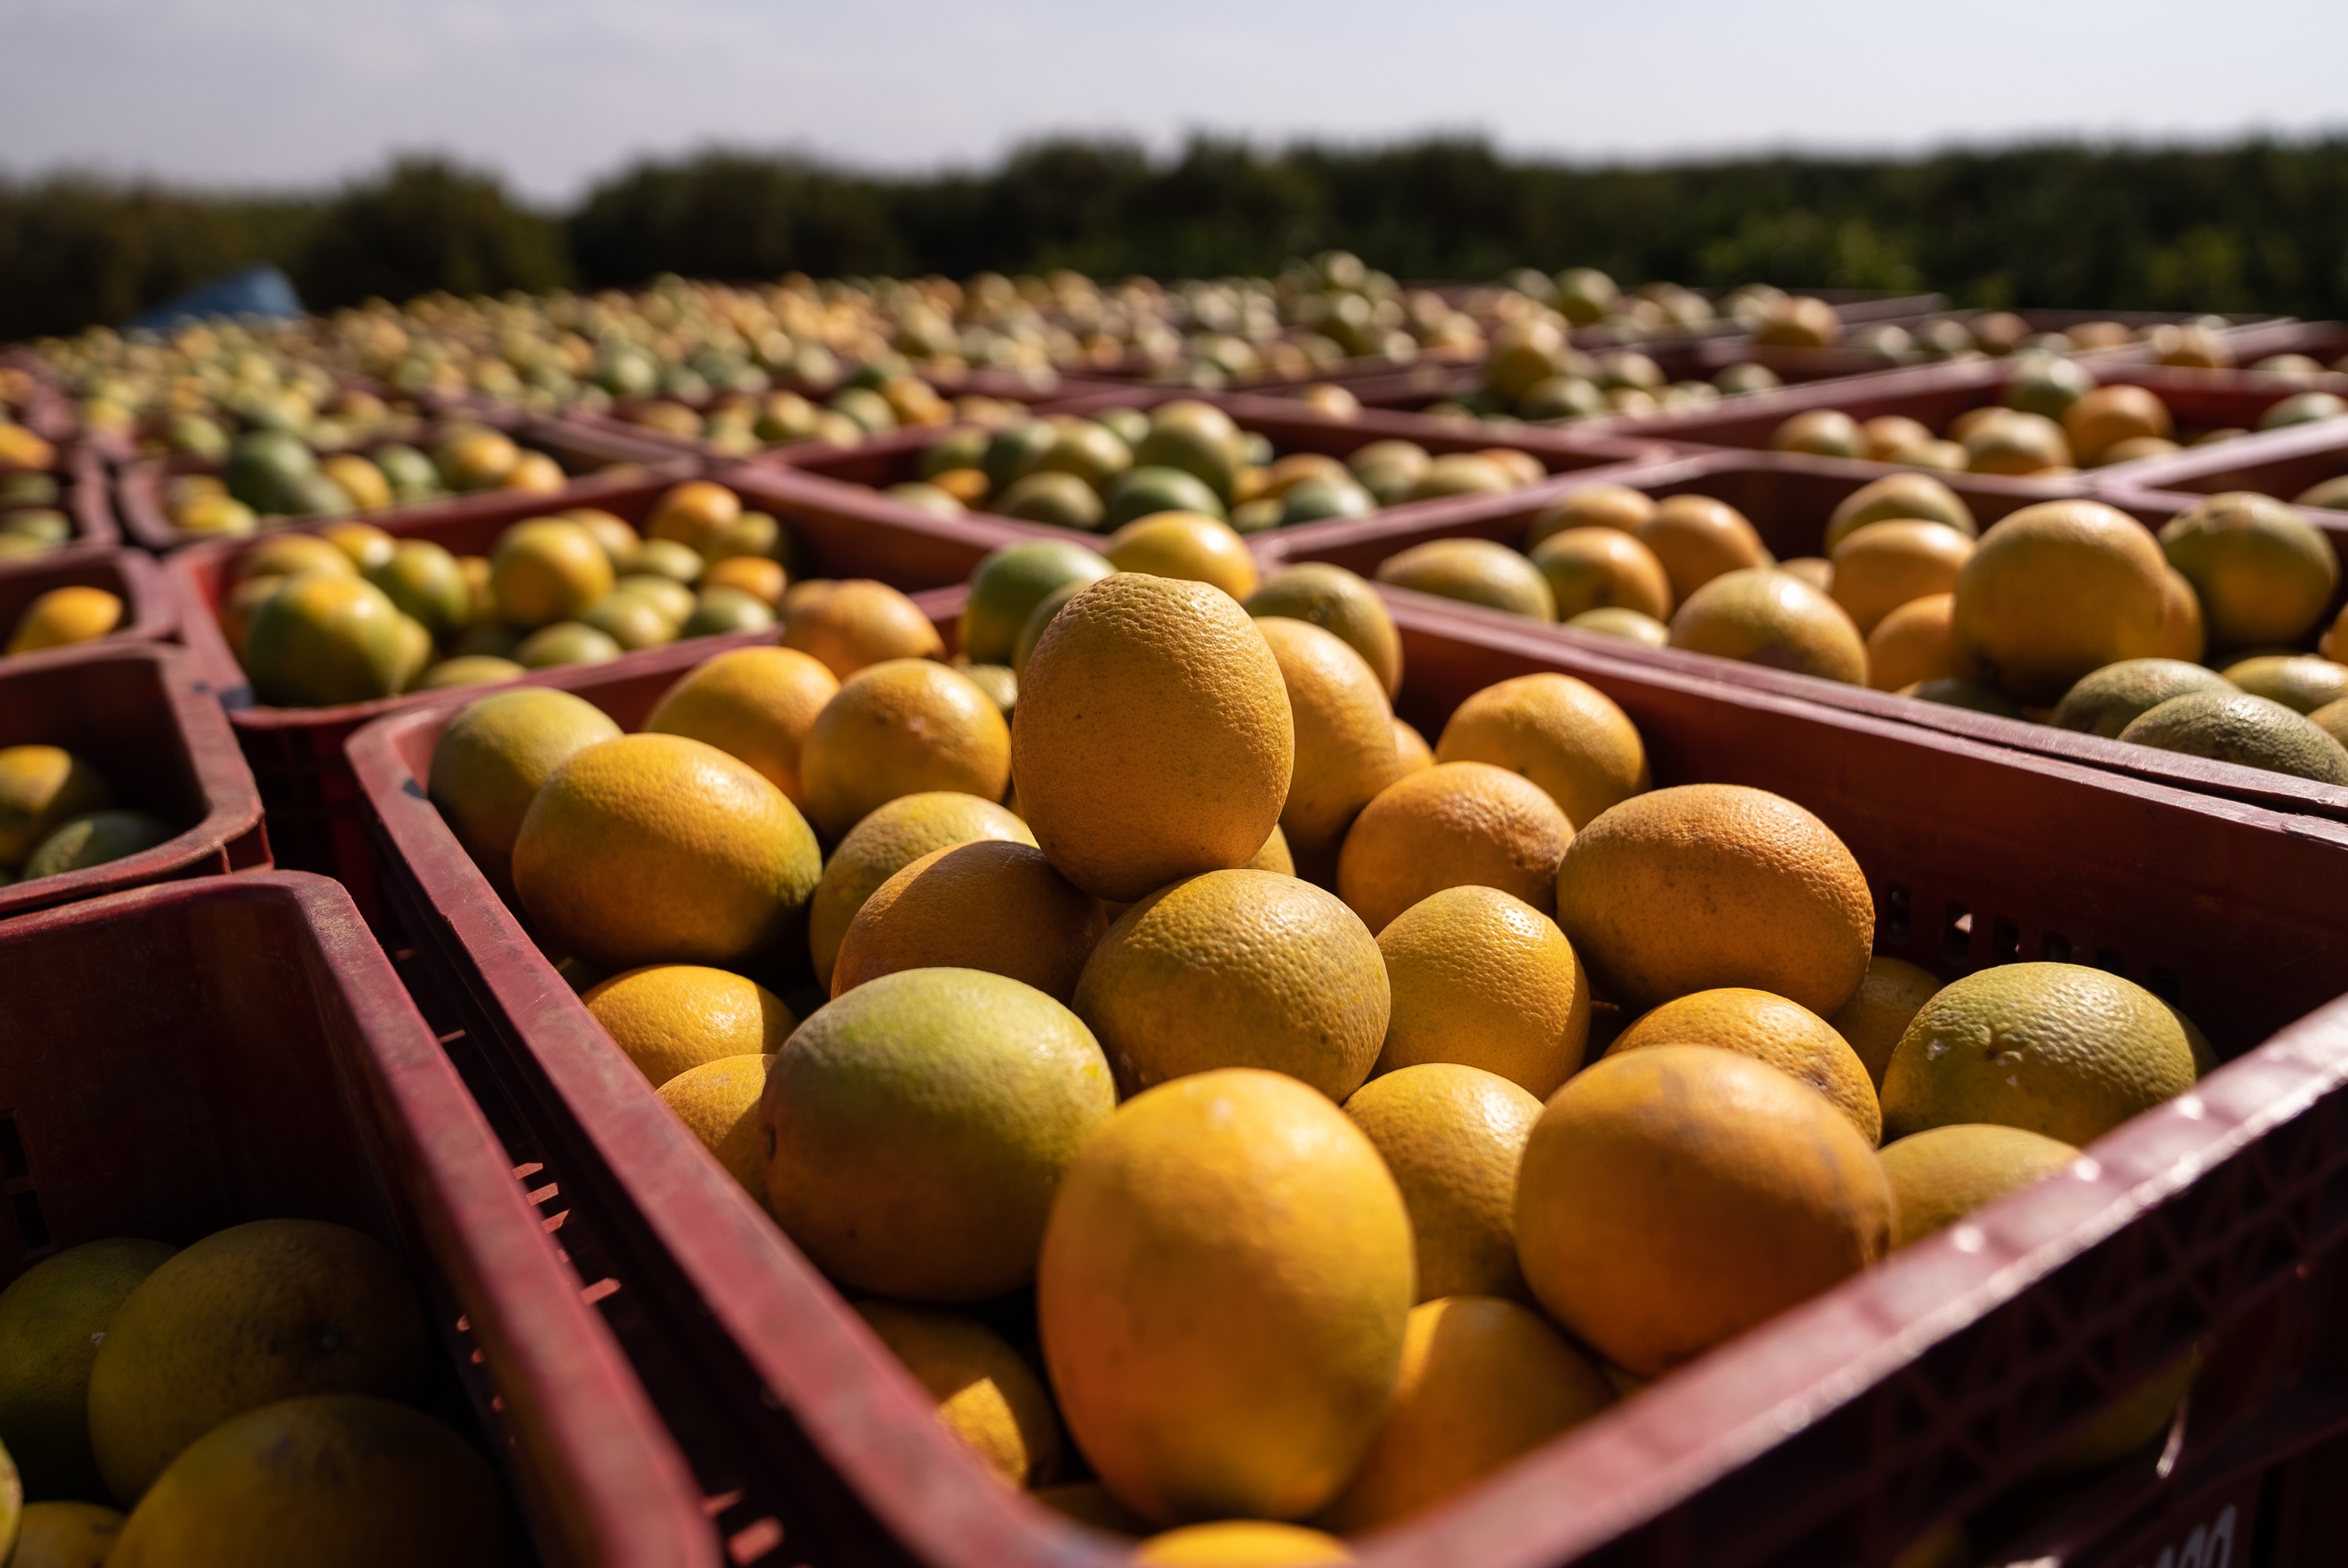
[5,0,2346,203]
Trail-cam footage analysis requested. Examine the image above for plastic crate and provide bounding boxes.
[348,584,2348,1568]
[115,415,692,552]
[770,387,1667,551]
[0,546,175,660]
[6,443,121,552]
[0,642,268,919]
[1596,356,2340,457]
[2094,415,2348,517]
[0,872,716,1566]
[164,462,1046,911]
[1255,448,2348,827]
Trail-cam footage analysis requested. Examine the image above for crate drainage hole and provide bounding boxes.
[2042,932,2073,962]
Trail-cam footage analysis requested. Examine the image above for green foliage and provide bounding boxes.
[295,156,568,308]
[5,136,2347,335]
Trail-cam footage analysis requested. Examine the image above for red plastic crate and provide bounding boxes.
[348,586,2348,1568]
[115,415,692,552]
[6,443,121,552]
[0,546,175,660]
[1594,356,2341,458]
[164,462,1050,911]
[769,387,1667,552]
[1257,448,2348,827]
[0,872,717,1566]
[2094,415,2348,517]
[0,642,267,919]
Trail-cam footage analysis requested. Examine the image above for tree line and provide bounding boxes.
[3,136,2344,341]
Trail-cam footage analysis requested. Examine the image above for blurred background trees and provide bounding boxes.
[4,136,2344,337]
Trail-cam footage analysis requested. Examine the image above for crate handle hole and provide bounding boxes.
[1943,904,1973,962]
[10,1188,50,1251]
[2095,948,2127,976]
[1991,917,2020,964]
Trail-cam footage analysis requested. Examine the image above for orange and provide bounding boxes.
[657,1054,774,1210]
[1553,783,1874,1015]
[1515,1045,1891,1375]
[6,586,124,655]
[1669,567,1869,685]
[1635,494,1770,602]
[780,578,945,678]
[807,792,1035,988]
[1828,520,1975,638]
[489,518,613,628]
[1343,1063,1544,1302]
[645,480,742,553]
[1824,473,1976,553]
[1012,575,1293,901]
[1374,540,1555,620]
[703,554,786,606]
[2157,569,2207,661]
[512,733,822,969]
[0,746,112,868]
[1529,527,1673,623]
[852,1301,1063,1488]
[2159,492,2339,649]
[1879,1124,2080,1248]
[1320,1296,1611,1533]
[582,964,796,1085]
[424,688,623,883]
[1391,718,1433,775]
[1526,484,1655,546]
[1829,956,1943,1087]
[1134,1523,1353,1564]
[1105,513,1259,600]
[1254,617,1398,855]
[1951,501,2170,703]
[1075,869,1388,1102]
[832,838,1105,1002]
[2065,385,2173,465]
[1337,763,1575,935]
[1243,563,1403,698]
[642,646,839,808]
[762,968,1115,1302]
[1373,883,1589,1096]
[1037,1069,1412,1524]
[1866,594,1976,692]
[799,659,1010,838]
[1607,987,1882,1143]
[1433,671,1647,829]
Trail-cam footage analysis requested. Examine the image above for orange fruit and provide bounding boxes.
[1391,718,1433,775]
[1433,671,1647,829]
[799,659,1010,838]
[1012,575,1293,901]
[1243,563,1403,698]
[1866,594,1976,692]
[780,579,945,678]
[1828,956,1943,1087]
[582,964,795,1086]
[1105,513,1259,600]
[1337,762,1575,935]
[1372,885,1588,1096]
[645,480,743,553]
[1515,1045,1890,1376]
[1636,494,1770,602]
[806,792,1035,989]
[852,1301,1063,1487]
[1607,987,1881,1144]
[1254,617,1398,856]
[1553,783,1873,1015]
[2159,492,2339,649]
[1037,1069,1412,1524]
[1320,1296,1611,1533]
[1526,484,1655,546]
[512,733,822,969]
[1879,1124,2080,1248]
[1951,501,2169,703]
[832,838,1105,1002]
[1374,540,1555,620]
[1074,869,1388,1102]
[1824,473,1976,554]
[1669,567,1869,685]
[2065,385,2173,466]
[1528,527,1674,623]
[1342,1063,1544,1301]
[643,646,839,808]
[1828,520,1975,638]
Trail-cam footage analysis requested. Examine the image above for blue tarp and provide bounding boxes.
[128,264,304,332]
